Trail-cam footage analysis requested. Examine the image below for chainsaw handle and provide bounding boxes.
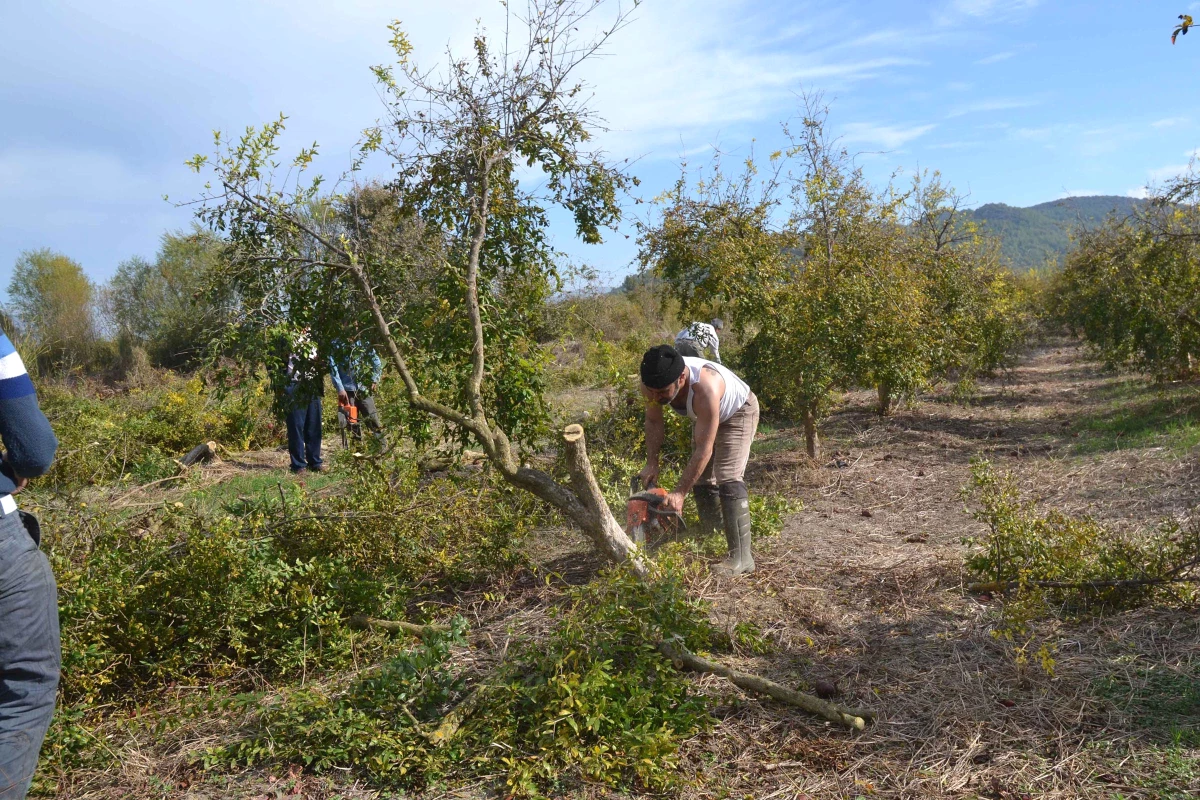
[630,474,658,494]
[648,505,682,521]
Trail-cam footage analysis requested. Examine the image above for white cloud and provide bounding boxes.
[1149,164,1191,182]
[928,140,984,150]
[934,0,1041,26]
[0,146,192,285]
[568,0,930,158]
[1152,116,1189,128]
[947,97,1040,117]
[1127,187,1150,199]
[840,122,936,150]
[949,0,1039,15]
[1006,122,1158,159]
[975,51,1016,64]
[1145,148,1200,183]
[0,147,158,205]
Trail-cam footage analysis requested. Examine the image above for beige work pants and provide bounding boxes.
[696,392,759,486]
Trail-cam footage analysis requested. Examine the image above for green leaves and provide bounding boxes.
[963,458,1200,673]
[467,556,714,797]
[644,107,1029,449]
[1054,204,1200,381]
[190,1,637,458]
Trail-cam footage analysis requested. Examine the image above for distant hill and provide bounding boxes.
[961,195,1144,271]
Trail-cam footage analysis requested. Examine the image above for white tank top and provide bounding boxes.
[672,357,751,423]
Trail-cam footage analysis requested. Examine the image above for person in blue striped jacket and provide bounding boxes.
[0,332,59,799]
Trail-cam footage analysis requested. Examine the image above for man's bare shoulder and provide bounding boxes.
[693,366,726,402]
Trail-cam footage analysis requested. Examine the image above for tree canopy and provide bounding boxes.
[8,248,97,371]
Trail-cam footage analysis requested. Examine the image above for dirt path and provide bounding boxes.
[665,342,1200,799]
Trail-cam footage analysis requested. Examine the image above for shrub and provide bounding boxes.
[207,620,469,785]
[468,556,714,797]
[43,458,532,705]
[1053,209,1200,380]
[546,276,678,390]
[38,371,277,490]
[210,557,715,797]
[963,458,1200,671]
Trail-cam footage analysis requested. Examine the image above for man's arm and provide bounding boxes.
[640,400,665,488]
[328,356,348,401]
[674,385,719,497]
[0,334,57,490]
[368,349,383,387]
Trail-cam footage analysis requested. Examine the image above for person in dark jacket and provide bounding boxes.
[0,331,60,800]
[282,327,325,474]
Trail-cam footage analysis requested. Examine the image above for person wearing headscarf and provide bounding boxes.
[673,318,724,363]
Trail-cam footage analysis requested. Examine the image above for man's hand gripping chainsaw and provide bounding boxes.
[625,476,683,546]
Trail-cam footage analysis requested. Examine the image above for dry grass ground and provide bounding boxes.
[48,341,1200,799]
[660,340,1200,800]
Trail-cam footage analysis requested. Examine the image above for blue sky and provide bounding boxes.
[2,0,1198,295]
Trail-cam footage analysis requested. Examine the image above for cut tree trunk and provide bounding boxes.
[510,423,646,576]
[180,441,218,467]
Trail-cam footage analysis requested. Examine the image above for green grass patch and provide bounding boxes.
[1094,662,1200,745]
[751,428,806,457]
[185,467,341,514]
[1071,379,1200,454]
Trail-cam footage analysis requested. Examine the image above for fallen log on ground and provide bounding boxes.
[418,450,487,472]
[180,441,218,467]
[348,615,451,638]
[658,640,874,730]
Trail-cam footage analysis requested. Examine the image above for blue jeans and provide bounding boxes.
[0,510,59,800]
[285,394,323,472]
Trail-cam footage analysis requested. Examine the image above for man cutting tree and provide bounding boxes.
[638,344,760,576]
[329,335,385,442]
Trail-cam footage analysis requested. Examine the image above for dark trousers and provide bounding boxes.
[285,395,323,472]
[348,391,383,432]
[0,510,59,800]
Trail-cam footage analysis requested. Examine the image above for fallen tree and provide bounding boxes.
[179,440,218,467]
[192,0,872,732]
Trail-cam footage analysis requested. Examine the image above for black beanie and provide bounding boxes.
[640,345,686,389]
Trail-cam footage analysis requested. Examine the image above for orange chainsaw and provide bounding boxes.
[337,399,362,449]
[625,476,683,546]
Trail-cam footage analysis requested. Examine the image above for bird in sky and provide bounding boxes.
[1172,14,1192,44]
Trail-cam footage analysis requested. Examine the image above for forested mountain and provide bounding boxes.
[962,195,1144,270]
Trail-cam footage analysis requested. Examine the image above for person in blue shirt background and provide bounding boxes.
[0,332,60,800]
[329,335,385,442]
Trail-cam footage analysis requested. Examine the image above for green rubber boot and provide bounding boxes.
[691,484,724,539]
[716,482,755,576]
